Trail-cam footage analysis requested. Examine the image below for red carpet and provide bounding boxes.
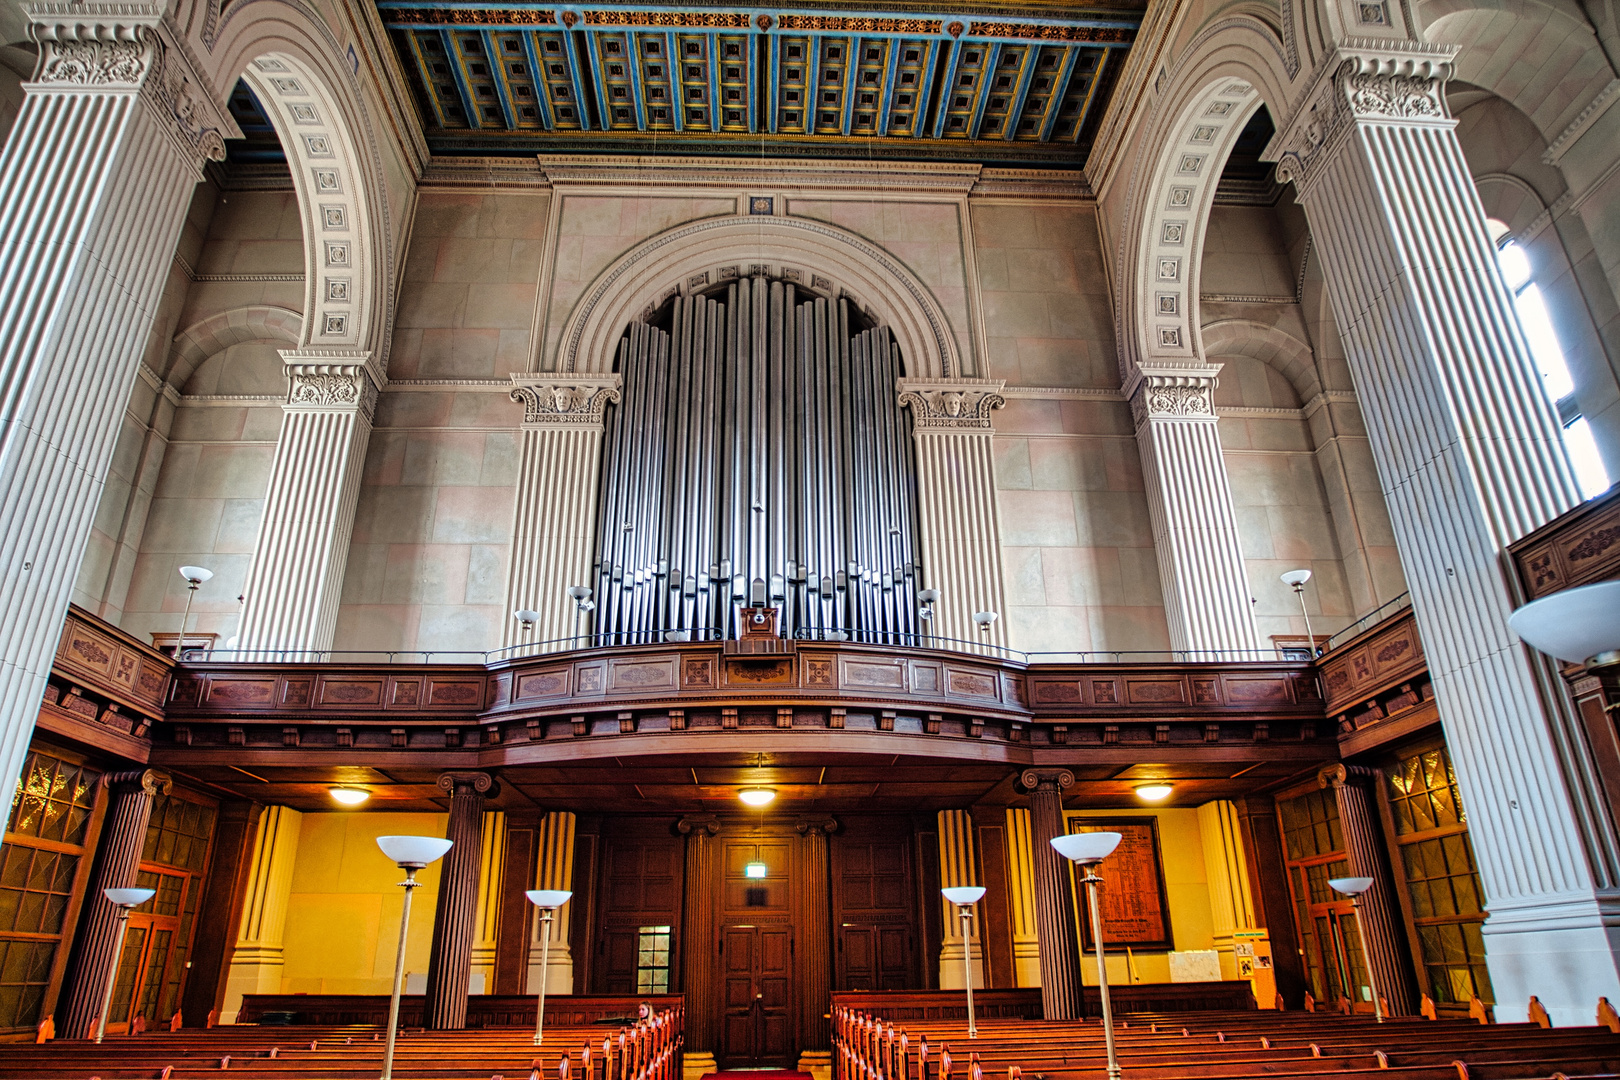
[699,1072,812,1080]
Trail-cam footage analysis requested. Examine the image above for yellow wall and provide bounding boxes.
[279,812,449,995]
[1063,808,1217,985]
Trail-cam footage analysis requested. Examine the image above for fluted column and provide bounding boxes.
[898,380,1008,654]
[505,376,622,650]
[221,805,302,1022]
[424,772,494,1030]
[1129,370,1261,656]
[937,809,984,988]
[678,814,721,1063]
[1196,800,1255,974]
[1021,769,1081,1019]
[795,817,837,1053]
[61,769,173,1037]
[1318,765,1415,1016]
[1004,808,1042,987]
[527,810,576,993]
[1273,41,1618,1025]
[472,811,506,995]
[237,356,376,653]
[0,4,227,803]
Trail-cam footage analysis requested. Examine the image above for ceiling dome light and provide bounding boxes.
[738,787,776,807]
[1134,783,1174,802]
[329,786,371,806]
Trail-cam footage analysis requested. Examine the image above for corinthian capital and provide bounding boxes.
[26,2,234,170]
[897,378,1006,432]
[1126,368,1219,428]
[1270,40,1456,194]
[281,349,380,419]
[509,373,623,429]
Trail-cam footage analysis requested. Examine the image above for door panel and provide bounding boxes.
[721,925,792,1067]
[838,924,912,991]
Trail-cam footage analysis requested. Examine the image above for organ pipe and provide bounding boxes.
[593,274,921,644]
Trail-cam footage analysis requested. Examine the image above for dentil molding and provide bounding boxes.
[26,2,234,171]
[1270,39,1456,195]
[509,373,624,429]
[897,378,1006,432]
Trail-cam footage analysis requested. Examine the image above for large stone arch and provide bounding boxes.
[554,214,964,378]
[1199,318,1322,403]
[166,305,303,392]
[204,3,399,365]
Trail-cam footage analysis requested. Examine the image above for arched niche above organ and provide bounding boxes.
[552,214,964,378]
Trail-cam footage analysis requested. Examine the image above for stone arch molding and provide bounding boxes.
[555,215,963,378]
[166,305,303,392]
[1200,318,1324,403]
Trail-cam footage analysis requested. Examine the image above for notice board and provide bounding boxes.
[1068,817,1174,952]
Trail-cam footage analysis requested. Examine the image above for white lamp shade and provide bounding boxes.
[104,887,156,908]
[1280,569,1312,586]
[513,608,540,624]
[178,565,213,584]
[972,610,999,626]
[526,889,573,909]
[1329,876,1375,896]
[1508,581,1620,664]
[377,835,453,868]
[1051,832,1123,864]
[941,886,986,905]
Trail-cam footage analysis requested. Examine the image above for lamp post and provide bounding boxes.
[918,588,940,646]
[525,890,573,1045]
[1052,832,1124,1080]
[95,887,156,1043]
[376,836,454,1080]
[514,609,539,654]
[1328,876,1383,1022]
[940,886,986,1038]
[177,566,213,656]
[1280,570,1315,656]
[568,586,593,646]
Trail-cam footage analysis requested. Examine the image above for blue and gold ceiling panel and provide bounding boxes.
[377,1,1144,165]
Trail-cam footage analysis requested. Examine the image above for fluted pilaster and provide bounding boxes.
[1319,766,1415,1016]
[61,770,172,1037]
[1022,769,1081,1019]
[1273,40,1619,1024]
[237,356,376,653]
[678,814,721,1054]
[0,3,227,803]
[505,375,621,650]
[221,805,302,1022]
[1004,808,1041,987]
[1196,800,1255,973]
[796,817,837,1050]
[424,772,494,1030]
[937,809,984,988]
[472,811,506,995]
[1129,370,1261,656]
[899,379,1008,653]
[527,810,576,993]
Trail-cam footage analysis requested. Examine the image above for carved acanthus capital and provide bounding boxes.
[1127,370,1218,427]
[510,374,623,429]
[897,378,1006,432]
[27,2,233,170]
[1270,40,1456,194]
[282,351,379,419]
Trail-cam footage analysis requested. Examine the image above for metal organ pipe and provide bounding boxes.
[594,276,921,644]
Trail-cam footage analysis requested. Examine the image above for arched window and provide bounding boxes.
[1488,219,1611,498]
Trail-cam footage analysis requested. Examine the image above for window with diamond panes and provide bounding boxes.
[636,925,671,994]
[0,750,101,1031]
[1386,745,1493,1006]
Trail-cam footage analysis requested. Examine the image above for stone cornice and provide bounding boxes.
[509,373,624,429]
[536,154,984,193]
[1542,78,1620,166]
[897,378,1007,432]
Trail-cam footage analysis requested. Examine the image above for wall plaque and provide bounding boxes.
[1067,816,1174,951]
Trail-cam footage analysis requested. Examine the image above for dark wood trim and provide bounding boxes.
[1235,795,1305,1009]
[493,813,537,996]
[970,807,1015,990]
[1508,482,1620,599]
[179,800,263,1026]
[236,992,683,1027]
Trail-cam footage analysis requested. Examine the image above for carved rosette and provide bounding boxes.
[509,374,623,429]
[28,4,232,170]
[897,378,1007,432]
[283,353,379,419]
[1128,373,1217,427]
[1271,40,1455,193]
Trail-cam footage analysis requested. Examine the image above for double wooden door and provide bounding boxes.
[721,924,792,1067]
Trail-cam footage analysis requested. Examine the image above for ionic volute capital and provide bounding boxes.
[103,768,172,796]
[437,771,496,798]
[795,816,839,837]
[676,813,721,836]
[1020,768,1075,792]
[510,373,623,429]
[897,378,1006,432]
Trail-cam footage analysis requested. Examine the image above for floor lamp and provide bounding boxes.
[96,887,156,1043]
[1052,832,1123,1080]
[376,835,454,1080]
[525,889,573,1046]
[1328,876,1383,1022]
[941,887,986,1038]
[177,566,212,656]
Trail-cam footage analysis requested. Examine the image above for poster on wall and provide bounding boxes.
[1068,817,1174,951]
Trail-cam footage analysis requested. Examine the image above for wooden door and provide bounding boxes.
[720,924,792,1067]
[838,924,912,991]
